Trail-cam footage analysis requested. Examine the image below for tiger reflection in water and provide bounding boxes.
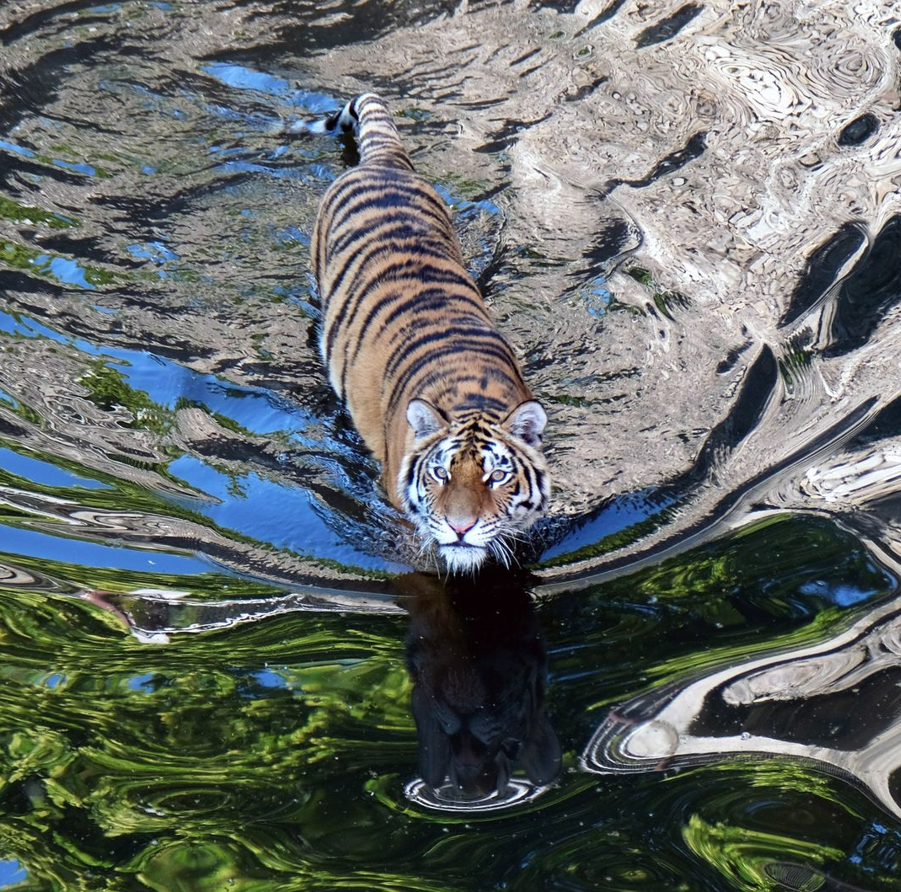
[84,570,561,797]
[398,570,561,797]
[312,94,550,573]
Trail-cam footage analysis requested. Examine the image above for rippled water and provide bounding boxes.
[2,0,901,889]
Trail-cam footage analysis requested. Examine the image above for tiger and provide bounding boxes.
[311,93,550,573]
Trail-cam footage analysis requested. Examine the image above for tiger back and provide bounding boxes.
[312,94,550,573]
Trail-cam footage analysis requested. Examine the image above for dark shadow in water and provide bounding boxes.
[540,342,781,568]
[529,0,582,15]
[580,217,639,274]
[850,391,901,451]
[780,221,867,327]
[83,567,562,807]
[394,568,561,801]
[824,215,901,358]
[635,3,704,49]
[839,114,879,147]
[600,131,707,197]
[579,0,630,33]
[208,0,463,61]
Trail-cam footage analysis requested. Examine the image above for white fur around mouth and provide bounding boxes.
[438,544,489,574]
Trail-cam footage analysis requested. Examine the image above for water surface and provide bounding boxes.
[1,0,901,889]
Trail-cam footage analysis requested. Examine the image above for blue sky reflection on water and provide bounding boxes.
[201,62,337,113]
[42,255,96,289]
[0,139,36,158]
[0,309,308,435]
[126,241,180,264]
[0,306,396,572]
[115,350,309,436]
[798,579,879,607]
[167,455,395,572]
[541,488,673,561]
[0,447,111,491]
[0,860,27,890]
[0,524,210,575]
[127,673,157,692]
[51,159,97,177]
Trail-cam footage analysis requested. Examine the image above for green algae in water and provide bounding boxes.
[0,514,899,891]
[0,197,76,230]
[0,239,118,290]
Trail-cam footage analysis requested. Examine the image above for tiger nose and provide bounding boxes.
[448,518,476,536]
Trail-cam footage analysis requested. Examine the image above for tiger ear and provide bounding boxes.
[406,399,447,439]
[503,400,547,447]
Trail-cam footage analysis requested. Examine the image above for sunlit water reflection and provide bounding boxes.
[2,0,901,889]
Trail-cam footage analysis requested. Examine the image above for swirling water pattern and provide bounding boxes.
[2,0,901,889]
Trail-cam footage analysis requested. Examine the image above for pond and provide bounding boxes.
[1,0,901,889]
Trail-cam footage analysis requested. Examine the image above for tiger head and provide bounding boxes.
[399,399,550,573]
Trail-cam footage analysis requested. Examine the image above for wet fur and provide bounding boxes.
[312,94,549,571]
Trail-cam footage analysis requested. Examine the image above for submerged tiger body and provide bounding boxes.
[312,94,549,572]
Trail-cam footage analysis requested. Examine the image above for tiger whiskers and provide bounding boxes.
[489,541,513,569]
[413,529,441,575]
[410,509,535,575]
[487,535,517,569]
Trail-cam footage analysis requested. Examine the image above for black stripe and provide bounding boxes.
[361,143,405,155]
[324,222,451,305]
[360,147,412,163]
[319,174,386,218]
[455,393,509,413]
[330,192,447,238]
[330,190,448,238]
[385,324,516,378]
[328,184,450,233]
[326,174,432,208]
[326,260,480,359]
[319,174,448,247]
[329,214,454,259]
[438,373,518,402]
[319,169,422,223]
[357,101,390,118]
[387,341,524,415]
[326,226,397,295]
[531,467,547,504]
[360,133,399,144]
[374,262,476,289]
[340,296,496,392]
[405,457,420,493]
[335,284,405,394]
[437,364,523,397]
[345,288,468,362]
[362,153,416,172]
[326,254,458,355]
[377,286,490,331]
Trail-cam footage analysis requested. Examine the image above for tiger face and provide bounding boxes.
[399,399,550,573]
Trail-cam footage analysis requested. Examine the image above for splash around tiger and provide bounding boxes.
[311,93,550,573]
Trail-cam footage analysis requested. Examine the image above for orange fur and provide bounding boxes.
[312,94,549,571]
